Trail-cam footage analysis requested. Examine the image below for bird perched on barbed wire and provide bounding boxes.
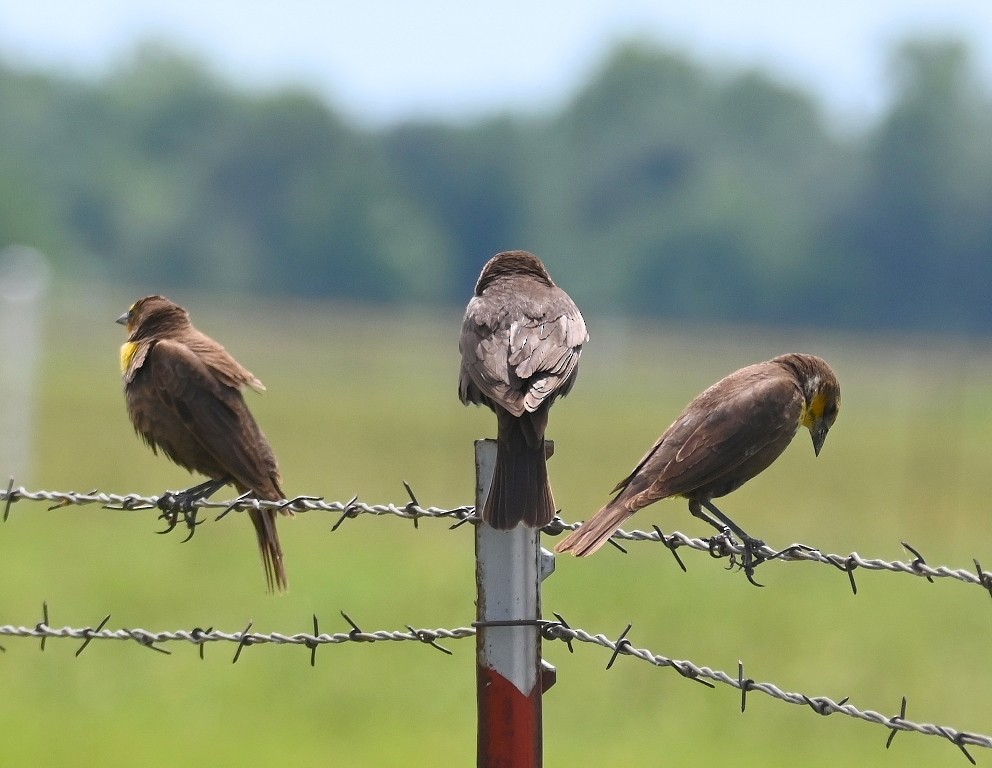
[555,353,840,581]
[117,295,290,592]
[459,251,588,529]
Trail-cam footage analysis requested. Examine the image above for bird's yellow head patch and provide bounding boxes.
[801,380,840,456]
[801,391,839,430]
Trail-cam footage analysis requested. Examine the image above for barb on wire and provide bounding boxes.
[331,495,361,532]
[974,560,992,602]
[75,614,111,657]
[652,525,688,572]
[903,542,936,584]
[307,615,320,667]
[3,477,15,522]
[402,481,421,529]
[232,620,254,663]
[191,626,213,660]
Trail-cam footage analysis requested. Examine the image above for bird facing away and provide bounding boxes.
[118,295,289,592]
[459,251,588,529]
[555,353,840,558]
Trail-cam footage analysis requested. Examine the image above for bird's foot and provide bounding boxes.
[156,491,205,541]
[709,528,768,587]
[707,526,738,557]
[737,536,768,587]
[156,478,227,541]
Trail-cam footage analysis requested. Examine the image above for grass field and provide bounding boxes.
[2,289,991,766]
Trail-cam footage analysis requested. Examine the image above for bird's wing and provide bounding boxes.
[143,339,279,495]
[186,331,266,392]
[613,372,804,506]
[459,292,586,415]
[509,298,587,412]
[458,310,524,413]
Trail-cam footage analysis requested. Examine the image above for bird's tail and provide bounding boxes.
[249,507,288,592]
[484,414,555,529]
[554,498,634,556]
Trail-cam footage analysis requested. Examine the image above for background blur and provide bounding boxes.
[2,2,992,766]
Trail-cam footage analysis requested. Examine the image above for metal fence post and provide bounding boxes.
[475,438,555,768]
[0,246,50,483]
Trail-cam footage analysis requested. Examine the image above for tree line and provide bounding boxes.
[1,37,990,333]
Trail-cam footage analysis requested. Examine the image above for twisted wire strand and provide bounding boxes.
[0,485,473,522]
[4,486,992,597]
[587,525,992,593]
[0,622,475,647]
[551,624,992,754]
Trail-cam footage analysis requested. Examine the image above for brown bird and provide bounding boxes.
[459,251,588,529]
[117,295,289,592]
[555,353,840,566]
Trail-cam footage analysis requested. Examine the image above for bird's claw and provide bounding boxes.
[707,527,738,555]
[156,490,206,540]
[709,529,767,587]
[735,536,767,587]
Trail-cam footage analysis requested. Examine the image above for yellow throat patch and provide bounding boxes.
[801,391,829,429]
[119,341,139,375]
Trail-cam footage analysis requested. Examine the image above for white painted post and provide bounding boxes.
[475,438,555,768]
[0,246,51,482]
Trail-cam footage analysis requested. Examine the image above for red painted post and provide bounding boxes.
[475,438,555,768]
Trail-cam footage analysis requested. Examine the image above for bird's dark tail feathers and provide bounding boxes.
[484,415,555,530]
[249,507,288,592]
[554,499,634,556]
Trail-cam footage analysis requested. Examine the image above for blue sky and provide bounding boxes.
[2,1,992,125]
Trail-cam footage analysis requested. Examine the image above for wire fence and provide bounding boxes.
[6,482,992,597]
[2,483,991,764]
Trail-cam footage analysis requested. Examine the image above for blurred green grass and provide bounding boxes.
[3,291,991,766]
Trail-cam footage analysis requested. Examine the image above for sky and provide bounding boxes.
[2,1,992,126]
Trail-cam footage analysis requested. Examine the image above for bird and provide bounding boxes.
[459,251,588,529]
[117,295,290,592]
[555,353,840,572]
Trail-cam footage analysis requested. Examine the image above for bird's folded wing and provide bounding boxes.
[614,375,803,501]
[145,339,274,492]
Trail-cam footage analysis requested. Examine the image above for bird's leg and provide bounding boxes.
[157,477,230,540]
[693,500,767,587]
[688,499,733,536]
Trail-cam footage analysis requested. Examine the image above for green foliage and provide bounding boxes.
[833,40,992,332]
[1,36,992,329]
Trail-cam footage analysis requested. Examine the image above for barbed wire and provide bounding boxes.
[0,481,474,527]
[548,619,989,763]
[0,607,986,762]
[0,605,471,662]
[5,484,992,599]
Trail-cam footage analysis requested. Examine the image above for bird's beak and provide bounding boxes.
[811,422,829,457]
[115,311,129,326]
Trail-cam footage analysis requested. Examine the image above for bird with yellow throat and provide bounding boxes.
[555,353,840,584]
[118,295,289,592]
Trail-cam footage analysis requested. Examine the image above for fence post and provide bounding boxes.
[475,438,555,768]
[0,246,50,483]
